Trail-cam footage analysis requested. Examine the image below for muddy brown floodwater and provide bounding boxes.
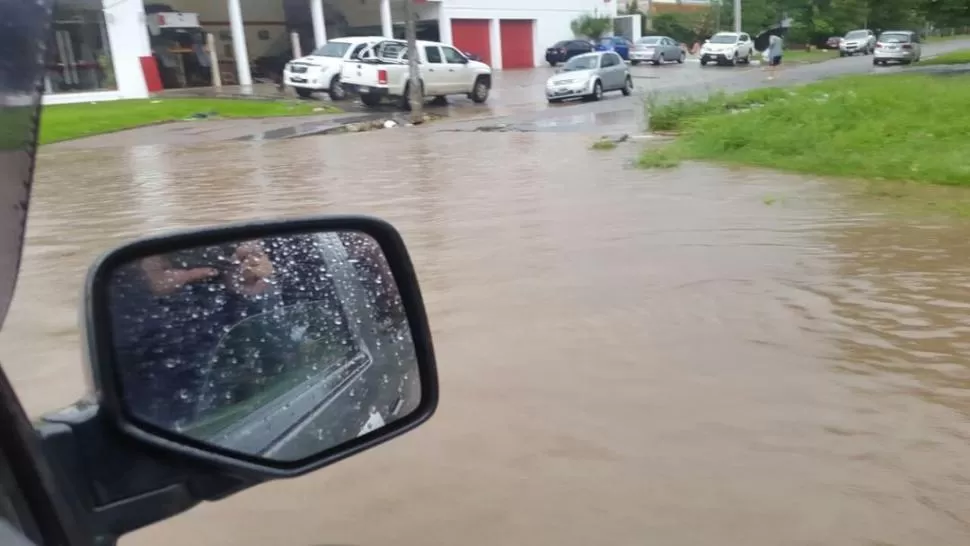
[2,129,970,546]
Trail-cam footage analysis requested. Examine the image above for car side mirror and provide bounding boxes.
[84,215,438,477]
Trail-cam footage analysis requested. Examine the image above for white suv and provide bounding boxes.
[283,36,382,101]
[700,32,754,66]
[840,29,876,56]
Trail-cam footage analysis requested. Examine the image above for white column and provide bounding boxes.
[489,18,502,69]
[437,3,452,45]
[228,0,252,87]
[380,0,393,38]
[103,0,151,99]
[310,0,327,48]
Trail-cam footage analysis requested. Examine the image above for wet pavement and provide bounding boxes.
[3,39,970,546]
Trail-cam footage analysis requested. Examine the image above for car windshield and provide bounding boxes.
[845,31,869,39]
[553,41,569,47]
[637,37,660,45]
[709,34,738,44]
[310,41,353,57]
[879,32,910,43]
[563,55,599,70]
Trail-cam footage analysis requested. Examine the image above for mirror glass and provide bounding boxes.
[104,230,421,462]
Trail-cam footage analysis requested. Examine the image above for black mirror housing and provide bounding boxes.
[83,215,439,479]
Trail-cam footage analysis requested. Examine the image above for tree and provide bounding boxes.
[570,13,614,40]
[403,0,422,123]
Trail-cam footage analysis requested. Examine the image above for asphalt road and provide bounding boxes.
[438,37,970,135]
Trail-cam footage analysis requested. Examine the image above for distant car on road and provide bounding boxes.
[545,39,595,66]
[699,32,754,66]
[545,51,632,103]
[826,36,843,49]
[595,36,634,61]
[840,29,876,56]
[873,30,922,65]
[630,36,686,65]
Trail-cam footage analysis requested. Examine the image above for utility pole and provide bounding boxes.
[403,0,423,124]
[733,0,741,33]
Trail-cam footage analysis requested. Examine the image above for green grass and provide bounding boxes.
[781,49,840,64]
[639,73,970,187]
[925,33,970,43]
[922,48,970,66]
[591,139,618,150]
[38,98,339,144]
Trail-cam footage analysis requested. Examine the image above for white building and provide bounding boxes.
[45,0,617,105]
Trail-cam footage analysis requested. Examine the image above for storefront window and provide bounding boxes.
[45,0,116,94]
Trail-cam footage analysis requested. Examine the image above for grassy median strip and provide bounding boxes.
[922,48,970,66]
[39,98,338,145]
[639,73,970,187]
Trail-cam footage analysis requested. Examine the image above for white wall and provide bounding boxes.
[443,0,616,68]
[45,0,152,105]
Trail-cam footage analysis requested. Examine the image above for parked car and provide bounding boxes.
[283,36,381,100]
[340,39,492,109]
[630,35,685,65]
[545,39,595,66]
[826,36,843,49]
[545,51,632,103]
[595,36,634,60]
[873,30,922,65]
[840,29,876,56]
[699,32,754,66]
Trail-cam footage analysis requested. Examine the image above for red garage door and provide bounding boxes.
[499,19,534,69]
[451,19,491,66]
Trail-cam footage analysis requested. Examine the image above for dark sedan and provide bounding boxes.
[545,39,594,66]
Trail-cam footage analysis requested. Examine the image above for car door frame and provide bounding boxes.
[738,33,752,57]
[601,52,623,90]
[440,45,471,94]
[0,364,87,546]
[421,44,449,94]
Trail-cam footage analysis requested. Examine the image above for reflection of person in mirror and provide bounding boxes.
[112,241,278,429]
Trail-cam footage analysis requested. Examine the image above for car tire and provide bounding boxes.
[700,58,708,66]
[631,60,640,66]
[742,52,751,64]
[359,93,381,107]
[678,52,686,64]
[588,80,603,101]
[549,61,557,67]
[652,54,662,66]
[621,76,633,96]
[295,88,314,99]
[327,76,346,101]
[872,59,880,66]
[469,76,490,103]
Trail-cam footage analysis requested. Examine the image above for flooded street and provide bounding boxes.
[3,127,970,545]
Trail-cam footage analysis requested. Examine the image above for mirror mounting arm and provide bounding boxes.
[35,401,257,546]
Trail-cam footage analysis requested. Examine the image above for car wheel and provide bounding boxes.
[678,52,685,64]
[621,76,633,96]
[700,58,708,66]
[652,54,662,66]
[295,88,313,99]
[631,60,640,66]
[589,80,603,101]
[730,52,738,66]
[872,59,880,66]
[549,61,557,67]
[469,76,490,103]
[359,93,381,107]
[327,76,346,101]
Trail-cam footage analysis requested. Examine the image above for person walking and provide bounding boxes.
[766,34,784,80]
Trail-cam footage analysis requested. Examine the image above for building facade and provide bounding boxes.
[44,0,616,105]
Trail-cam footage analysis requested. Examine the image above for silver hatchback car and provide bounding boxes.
[873,30,922,65]
[545,51,633,103]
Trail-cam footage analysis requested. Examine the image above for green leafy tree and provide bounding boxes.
[571,12,614,40]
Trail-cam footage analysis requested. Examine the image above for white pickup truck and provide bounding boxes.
[283,36,382,100]
[340,39,492,109]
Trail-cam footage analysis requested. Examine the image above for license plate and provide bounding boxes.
[290,76,306,83]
